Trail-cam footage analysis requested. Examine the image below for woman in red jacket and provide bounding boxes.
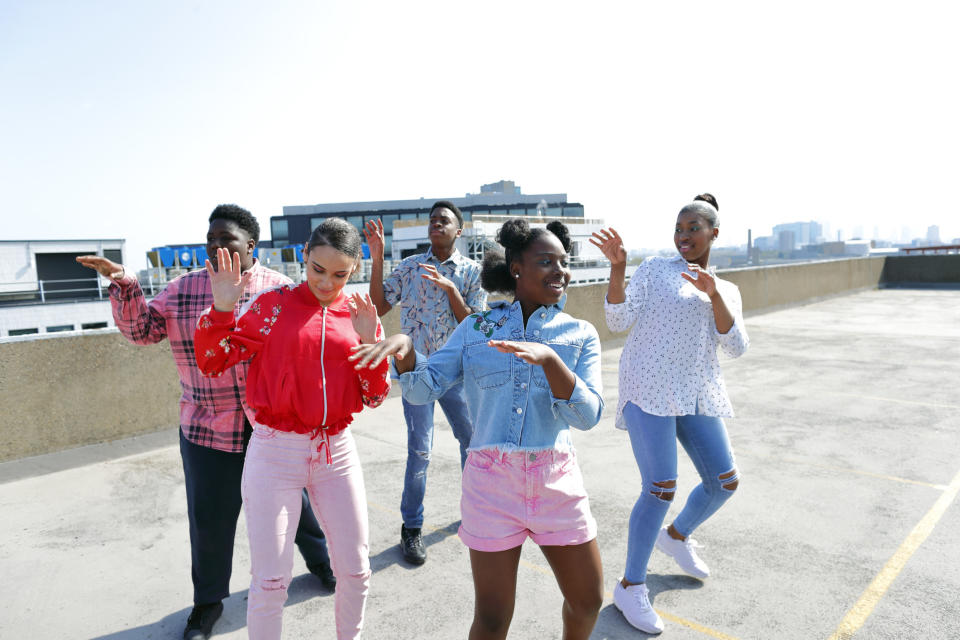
[194,218,390,640]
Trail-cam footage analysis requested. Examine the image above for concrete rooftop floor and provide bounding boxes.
[1,288,958,640]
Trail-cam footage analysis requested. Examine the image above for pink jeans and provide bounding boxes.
[242,425,370,639]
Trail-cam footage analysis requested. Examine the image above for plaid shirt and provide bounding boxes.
[109,260,291,453]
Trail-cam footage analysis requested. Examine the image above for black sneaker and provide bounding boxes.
[400,524,426,565]
[307,561,337,591]
[183,601,223,640]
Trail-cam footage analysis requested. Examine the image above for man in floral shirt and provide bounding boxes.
[365,201,487,565]
[77,205,334,640]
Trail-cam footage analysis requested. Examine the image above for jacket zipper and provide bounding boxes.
[320,307,328,427]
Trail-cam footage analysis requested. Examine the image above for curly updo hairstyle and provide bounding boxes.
[306,217,363,259]
[481,218,572,294]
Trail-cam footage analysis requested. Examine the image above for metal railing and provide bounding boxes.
[0,277,107,305]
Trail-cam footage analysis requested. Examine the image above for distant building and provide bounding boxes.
[927,225,942,245]
[0,239,125,338]
[273,180,585,260]
[778,230,796,254]
[772,221,823,249]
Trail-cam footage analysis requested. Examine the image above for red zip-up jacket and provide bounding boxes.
[194,283,390,436]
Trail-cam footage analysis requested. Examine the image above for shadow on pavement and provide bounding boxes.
[89,573,334,639]
[593,573,704,638]
[369,519,461,572]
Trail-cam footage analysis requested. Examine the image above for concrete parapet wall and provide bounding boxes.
[716,256,886,314]
[0,255,932,461]
[0,333,181,462]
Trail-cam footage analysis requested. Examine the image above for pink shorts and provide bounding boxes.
[458,448,597,552]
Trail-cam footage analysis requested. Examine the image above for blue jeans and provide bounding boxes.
[622,402,739,583]
[400,383,473,529]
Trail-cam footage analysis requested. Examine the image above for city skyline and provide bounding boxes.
[2,2,959,270]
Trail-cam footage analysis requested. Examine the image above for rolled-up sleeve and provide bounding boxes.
[550,326,604,430]
[715,285,749,358]
[397,323,466,404]
[604,262,648,334]
[463,267,488,313]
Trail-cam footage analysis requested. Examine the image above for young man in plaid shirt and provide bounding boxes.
[78,205,333,640]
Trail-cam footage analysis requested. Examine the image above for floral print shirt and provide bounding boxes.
[382,247,487,356]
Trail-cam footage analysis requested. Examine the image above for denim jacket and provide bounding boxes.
[396,297,604,452]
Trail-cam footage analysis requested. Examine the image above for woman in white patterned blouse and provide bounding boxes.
[590,198,749,634]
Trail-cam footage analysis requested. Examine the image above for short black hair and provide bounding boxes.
[209,204,260,244]
[430,200,464,228]
[307,217,363,259]
[481,219,572,293]
[693,193,718,211]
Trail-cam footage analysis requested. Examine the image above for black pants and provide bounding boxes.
[180,425,331,605]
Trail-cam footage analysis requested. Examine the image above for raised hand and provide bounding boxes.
[488,339,558,367]
[348,334,414,371]
[205,247,251,312]
[588,227,627,266]
[419,263,454,292]
[681,263,717,297]
[76,255,125,281]
[347,292,379,344]
[363,219,385,261]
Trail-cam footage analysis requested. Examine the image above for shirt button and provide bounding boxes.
[521,382,527,389]
[529,453,536,461]
[516,407,523,414]
[533,329,540,336]
[540,312,546,318]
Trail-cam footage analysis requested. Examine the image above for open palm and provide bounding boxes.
[589,228,627,265]
[348,292,379,343]
[206,248,251,312]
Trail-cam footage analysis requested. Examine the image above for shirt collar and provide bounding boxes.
[488,294,567,314]
[423,246,463,265]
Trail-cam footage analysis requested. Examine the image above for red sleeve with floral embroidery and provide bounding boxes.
[194,287,284,376]
[358,319,391,409]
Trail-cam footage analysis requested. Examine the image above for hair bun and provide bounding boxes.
[546,221,571,252]
[496,218,531,251]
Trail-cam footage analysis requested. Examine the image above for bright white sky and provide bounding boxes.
[2,1,959,269]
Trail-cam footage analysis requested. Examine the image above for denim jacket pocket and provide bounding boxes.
[465,344,512,390]
[533,343,583,389]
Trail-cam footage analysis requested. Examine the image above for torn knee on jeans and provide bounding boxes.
[718,468,739,492]
[259,576,288,592]
[413,449,430,462]
[650,479,676,502]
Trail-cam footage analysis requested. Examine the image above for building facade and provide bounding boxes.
[272,180,586,260]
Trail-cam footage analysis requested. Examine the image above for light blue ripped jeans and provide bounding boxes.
[623,402,739,583]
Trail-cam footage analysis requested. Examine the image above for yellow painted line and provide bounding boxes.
[828,466,960,640]
[823,391,960,410]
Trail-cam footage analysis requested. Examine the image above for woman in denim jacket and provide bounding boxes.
[352,219,605,640]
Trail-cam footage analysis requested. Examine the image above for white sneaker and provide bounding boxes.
[656,526,710,579]
[614,579,664,634]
